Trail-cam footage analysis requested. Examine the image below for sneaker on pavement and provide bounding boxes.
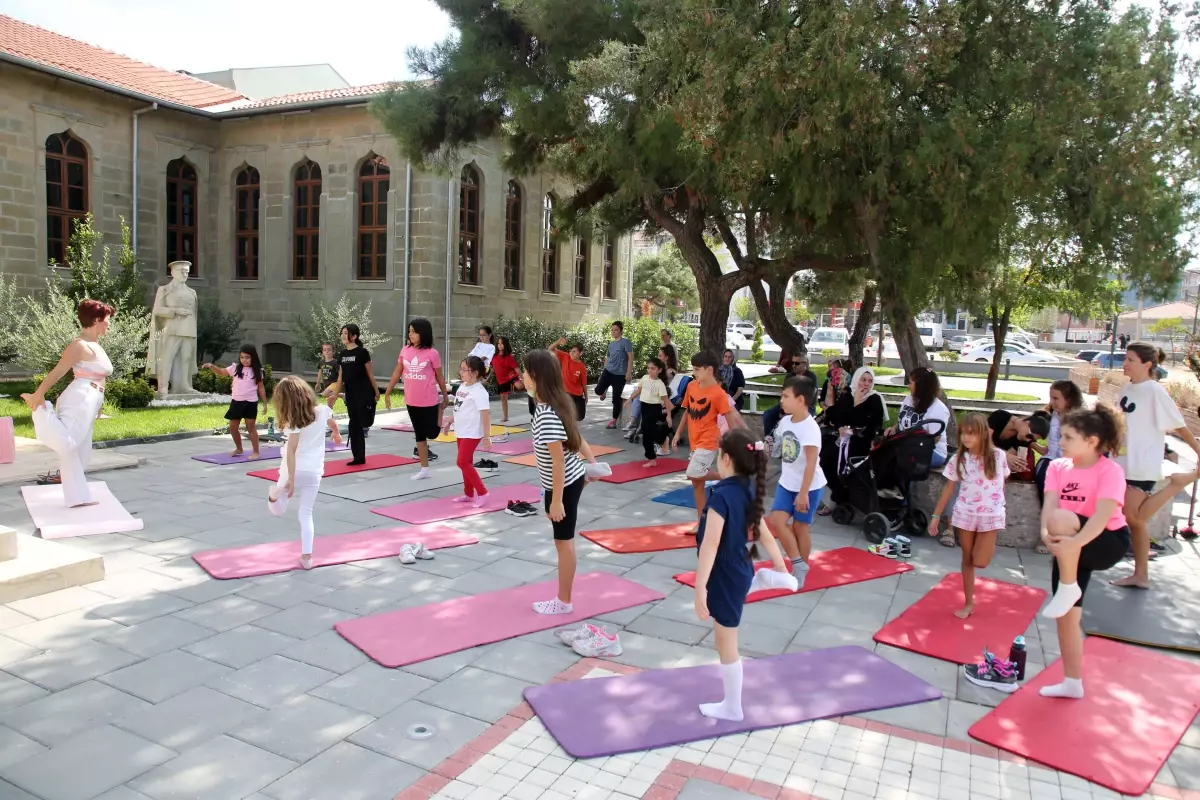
[606,420,618,429]
[556,623,602,646]
[893,534,913,559]
[868,542,898,559]
[572,626,623,657]
[413,543,435,560]
[963,650,1020,693]
[398,543,418,565]
[1150,540,1167,553]
[475,458,499,469]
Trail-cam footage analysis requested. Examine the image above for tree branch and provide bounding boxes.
[564,175,619,218]
[743,205,759,261]
[713,211,744,266]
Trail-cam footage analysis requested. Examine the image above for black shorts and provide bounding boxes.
[1051,515,1131,607]
[1126,479,1158,494]
[407,404,442,443]
[571,394,586,422]
[497,380,516,394]
[545,476,586,541]
[225,400,258,420]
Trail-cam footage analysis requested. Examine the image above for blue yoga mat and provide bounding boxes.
[652,486,695,508]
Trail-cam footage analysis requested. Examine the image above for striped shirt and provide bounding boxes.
[532,403,586,490]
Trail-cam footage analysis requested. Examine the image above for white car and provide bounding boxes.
[808,327,849,355]
[965,343,1058,364]
[947,335,977,352]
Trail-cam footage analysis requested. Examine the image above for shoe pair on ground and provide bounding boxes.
[963,649,1020,693]
[398,542,436,565]
[868,535,912,559]
[474,458,499,469]
[556,622,623,657]
[505,499,538,517]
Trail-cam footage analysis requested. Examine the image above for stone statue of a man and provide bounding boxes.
[149,260,199,398]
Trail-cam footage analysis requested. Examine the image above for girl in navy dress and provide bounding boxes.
[693,427,796,721]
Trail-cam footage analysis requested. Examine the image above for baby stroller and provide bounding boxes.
[828,420,945,544]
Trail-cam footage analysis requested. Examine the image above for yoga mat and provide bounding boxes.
[600,457,688,484]
[192,441,348,465]
[1083,568,1200,652]
[651,485,696,508]
[504,444,623,467]
[673,547,911,601]
[336,572,663,666]
[21,482,144,539]
[582,523,697,554]
[318,469,465,503]
[246,453,419,481]
[524,645,942,758]
[382,423,414,432]
[969,637,1200,796]
[371,483,542,524]
[486,438,534,456]
[193,525,477,579]
[873,574,1046,664]
[436,425,526,443]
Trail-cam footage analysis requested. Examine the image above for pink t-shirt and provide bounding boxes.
[225,363,259,402]
[400,346,442,407]
[1044,456,1128,530]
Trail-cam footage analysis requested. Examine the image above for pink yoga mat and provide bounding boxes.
[21,482,144,539]
[336,572,664,666]
[382,423,414,432]
[371,483,542,524]
[484,438,534,456]
[600,458,688,483]
[193,525,478,579]
[247,453,419,481]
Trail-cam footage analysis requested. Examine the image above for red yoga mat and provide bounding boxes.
[192,525,477,579]
[582,523,697,553]
[969,637,1200,796]
[599,457,688,483]
[371,483,542,524]
[873,574,1046,665]
[335,572,664,666]
[247,453,419,481]
[673,547,911,601]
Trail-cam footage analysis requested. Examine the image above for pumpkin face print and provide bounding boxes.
[687,394,712,421]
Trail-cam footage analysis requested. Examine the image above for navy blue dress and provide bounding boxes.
[696,477,756,628]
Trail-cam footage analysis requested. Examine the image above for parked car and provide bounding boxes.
[947,335,977,352]
[1075,350,1102,363]
[916,322,944,350]
[1093,352,1168,379]
[808,327,849,355]
[966,343,1059,364]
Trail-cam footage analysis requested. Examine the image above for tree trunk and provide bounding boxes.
[883,287,931,377]
[847,283,877,371]
[695,271,733,356]
[986,305,1012,400]
[749,276,807,356]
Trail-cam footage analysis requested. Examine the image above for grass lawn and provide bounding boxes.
[935,370,1055,383]
[0,380,405,443]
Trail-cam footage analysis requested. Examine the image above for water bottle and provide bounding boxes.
[1008,636,1027,681]
[267,417,276,436]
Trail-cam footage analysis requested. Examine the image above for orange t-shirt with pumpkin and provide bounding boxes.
[683,380,732,451]
[554,350,588,397]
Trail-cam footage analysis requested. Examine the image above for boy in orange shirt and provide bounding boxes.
[673,351,746,527]
[550,337,589,421]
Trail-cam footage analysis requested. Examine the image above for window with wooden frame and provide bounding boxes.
[45,131,89,267]
[166,159,198,273]
[603,236,616,299]
[293,160,322,280]
[458,164,481,285]
[234,165,260,280]
[574,238,590,297]
[357,155,389,280]
[541,194,558,293]
[504,181,522,290]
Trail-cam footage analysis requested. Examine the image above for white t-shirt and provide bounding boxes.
[469,342,496,369]
[1117,380,1185,481]
[452,381,491,439]
[896,396,950,459]
[282,405,334,479]
[776,413,828,493]
[635,375,668,406]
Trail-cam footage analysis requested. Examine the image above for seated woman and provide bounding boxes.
[819,366,886,513]
[889,367,951,469]
[818,357,852,419]
[988,408,1050,473]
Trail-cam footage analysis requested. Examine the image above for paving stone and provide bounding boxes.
[278,629,368,674]
[310,661,435,716]
[946,698,992,741]
[704,622,793,657]
[5,640,141,691]
[0,778,40,799]
[85,570,188,601]
[5,680,152,746]
[308,583,405,615]
[259,741,422,800]
[97,616,215,658]
[181,625,300,669]
[229,694,374,761]
[7,587,111,621]
[857,696,950,737]
[397,643,492,682]
[1169,743,1200,791]
[806,593,893,632]
[2,609,126,650]
[99,650,231,703]
[89,593,195,626]
[872,644,960,697]
[0,726,46,771]
[0,607,35,632]
[601,630,694,670]
[349,698,489,770]
[163,577,245,605]
[234,575,336,608]
[0,671,48,714]
[677,777,761,800]
[290,563,377,589]
[624,613,710,645]
[470,639,581,683]
[128,735,296,800]
[0,725,175,800]
[786,621,879,652]
[477,556,557,582]
[415,666,534,724]
[254,601,355,640]
[93,787,155,800]
[206,654,335,707]
[171,595,281,633]
[114,686,264,751]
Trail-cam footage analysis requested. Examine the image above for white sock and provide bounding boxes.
[700,660,744,721]
[1040,677,1084,699]
[1042,582,1083,619]
[750,568,798,594]
[412,468,431,481]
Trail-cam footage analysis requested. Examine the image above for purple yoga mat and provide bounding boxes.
[193,441,348,465]
[523,645,942,758]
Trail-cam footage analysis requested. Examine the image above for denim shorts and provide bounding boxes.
[770,485,825,525]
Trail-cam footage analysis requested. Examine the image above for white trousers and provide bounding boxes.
[31,379,103,507]
[267,471,321,554]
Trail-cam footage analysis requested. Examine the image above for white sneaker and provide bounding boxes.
[556,623,600,646]
[413,543,435,560]
[398,543,418,564]
[571,626,623,657]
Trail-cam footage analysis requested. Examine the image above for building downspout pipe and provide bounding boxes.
[402,162,412,324]
[444,177,455,365]
[131,102,158,251]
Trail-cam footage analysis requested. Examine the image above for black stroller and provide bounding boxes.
[828,419,945,543]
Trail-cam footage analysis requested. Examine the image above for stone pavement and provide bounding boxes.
[0,402,1198,800]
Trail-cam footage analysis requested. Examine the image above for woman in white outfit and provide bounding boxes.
[20,300,114,508]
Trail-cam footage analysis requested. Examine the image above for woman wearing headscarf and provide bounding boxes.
[720,349,747,410]
[819,366,887,511]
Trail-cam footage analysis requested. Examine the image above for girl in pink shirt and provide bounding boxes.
[201,345,267,459]
[1038,405,1131,699]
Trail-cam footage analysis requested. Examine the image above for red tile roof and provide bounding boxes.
[0,14,245,108]
[238,83,392,109]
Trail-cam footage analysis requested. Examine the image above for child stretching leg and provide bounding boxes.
[201,345,267,459]
[443,356,492,507]
[673,351,746,532]
[768,375,826,582]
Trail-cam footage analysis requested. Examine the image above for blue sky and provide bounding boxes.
[0,0,454,85]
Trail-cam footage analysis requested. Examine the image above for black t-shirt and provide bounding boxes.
[337,347,373,395]
[988,409,1020,450]
[316,359,338,389]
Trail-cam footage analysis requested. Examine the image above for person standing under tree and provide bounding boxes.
[321,324,378,467]
[595,321,633,428]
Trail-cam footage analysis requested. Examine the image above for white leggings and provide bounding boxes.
[267,471,321,554]
[32,380,103,507]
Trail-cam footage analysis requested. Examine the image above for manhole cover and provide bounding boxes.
[404,723,437,740]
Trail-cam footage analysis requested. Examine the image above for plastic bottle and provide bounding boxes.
[1008,635,1027,681]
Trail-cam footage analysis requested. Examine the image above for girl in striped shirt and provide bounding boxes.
[522,349,601,615]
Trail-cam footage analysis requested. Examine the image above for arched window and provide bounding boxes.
[458,165,481,285]
[234,166,260,280]
[603,236,615,299]
[541,194,557,294]
[574,238,590,297]
[45,131,89,266]
[293,160,321,280]
[358,155,390,281]
[166,159,198,274]
[504,181,522,290]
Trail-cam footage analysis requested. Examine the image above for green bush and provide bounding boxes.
[750,323,764,362]
[106,377,154,408]
[32,373,72,403]
[192,364,276,397]
[939,350,960,363]
[196,297,244,364]
[820,348,841,360]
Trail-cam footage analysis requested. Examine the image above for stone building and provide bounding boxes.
[0,15,632,371]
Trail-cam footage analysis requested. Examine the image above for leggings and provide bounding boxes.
[456,438,487,497]
[595,370,627,420]
[32,379,102,507]
[268,471,321,554]
[345,391,370,462]
[641,403,666,460]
